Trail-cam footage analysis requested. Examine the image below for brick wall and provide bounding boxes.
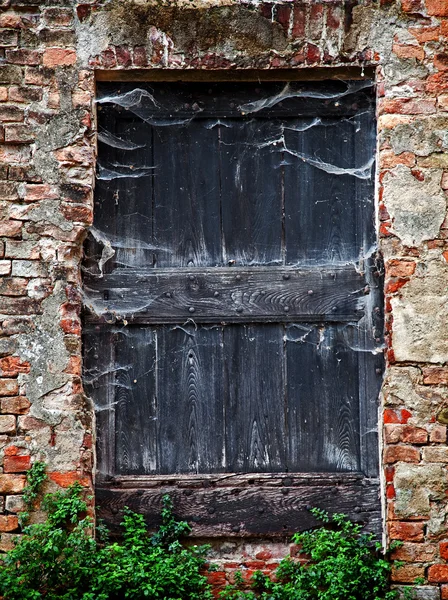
[0,0,447,597]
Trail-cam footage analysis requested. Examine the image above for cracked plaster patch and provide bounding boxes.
[391,255,448,363]
[382,165,446,248]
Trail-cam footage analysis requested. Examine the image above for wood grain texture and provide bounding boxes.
[96,474,381,537]
[286,325,360,472]
[84,265,367,324]
[156,325,226,474]
[224,324,286,472]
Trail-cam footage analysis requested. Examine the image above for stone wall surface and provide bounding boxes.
[0,0,447,597]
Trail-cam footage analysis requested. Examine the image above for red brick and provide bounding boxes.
[43,48,77,68]
[6,49,40,66]
[442,584,448,600]
[423,367,448,385]
[391,542,436,562]
[401,0,424,11]
[387,260,417,278]
[4,124,33,143]
[392,43,424,61]
[132,46,147,67]
[0,297,42,316]
[0,379,18,397]
[0,473,25,493]
[100,49,116,68]
[409,25,440,42]
[0,515,19,532]
[116,45,132,67]
[384,445,420,463]
[389,521,425,542]
[430,425,447,443]
[384,408,412,424]
[435,53,448,71]
[1,396,30,414]
[0,415,15,433]
[4,454,30,473]
[0,277,28,296]
[0,356,30,377]
[60,203,93,224]
[43,7,73,27]
[24,183,58,202]
[391,564,425,582]
[429,564,448,583]
[49,471,90,488]
[0,105,23,122]
[380,150,416,168]
[292,5,306,37]
[8,85,42,103]
[426,0,448,16]
[380,97,437,114]
[427,72,448,93]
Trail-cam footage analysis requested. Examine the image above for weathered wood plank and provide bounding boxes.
[152,121,222,268]
[155,325,225,474]
[84,265,367,324]
[83,327,116,476]
[114,328,157,475]
[285,325,361,472]
[96,476,381,537]
[220,120,283,265]
[224,325,286,472]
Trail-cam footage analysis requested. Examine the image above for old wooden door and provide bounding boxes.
[84,78,383,536]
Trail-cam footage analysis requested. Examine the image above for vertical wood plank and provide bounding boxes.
[114,327,158,475]
[285,324,360,472]
[156,325,225,473]
[224,324,286,472]
[220,120,283,265]
[283,118,368,266]
[83,326,116,477]
[152,122,222,268]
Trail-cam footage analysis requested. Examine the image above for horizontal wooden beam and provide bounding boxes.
[95,67,376,83]
[96,473,381,538]
[85,265,368,324]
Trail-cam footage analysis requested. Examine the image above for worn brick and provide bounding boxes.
[0,415,15,433]
[1,395,30,414]
[423,367,448,385]
[5,240,39,259]
[0,260,11,276]
[43,7,73,27]
[384,445,420,463]
[0,65,22,84]
[11,260,47,278]
[422,447,448,462]
[430,425,447,443]
[4,124,33,143]
[0,473,25,493]
[8,85,42,103]
[391,564,425,583]
[0,379,18,397]
[0,296,42,315]
[4,454,30,472]
[389,521,425,542]
[426,0,448,16]
[43,48,77,67]
[391,542,436,562]
[0,29,18,47]
[49,471,90,487]
[429,565,448,583]
[0,515,19,532]
[380,98,437,115]
[0,277,28,296]
[5,495,24,513]
[0,105,23,122]
[6,49,40,66]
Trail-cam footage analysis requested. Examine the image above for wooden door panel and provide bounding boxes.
[84,80,382,536]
